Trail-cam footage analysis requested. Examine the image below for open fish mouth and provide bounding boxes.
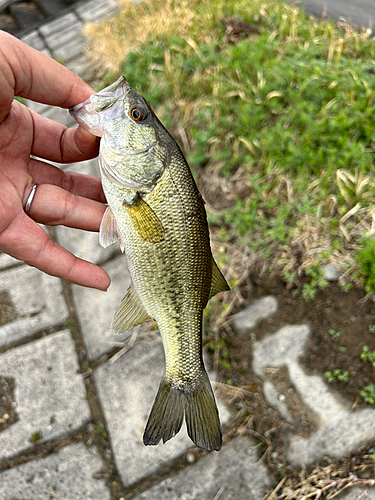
[69,76,131,135]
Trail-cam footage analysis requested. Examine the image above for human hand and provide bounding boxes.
[0,30,110,291]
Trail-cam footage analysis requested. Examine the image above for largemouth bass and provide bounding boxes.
[70,77,229,451]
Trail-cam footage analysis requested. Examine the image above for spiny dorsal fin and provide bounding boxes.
[99,206,125,252]
[209,257,230,301]
[125,198,164,244]
[111,285,152,334]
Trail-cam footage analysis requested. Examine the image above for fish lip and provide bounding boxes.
[69,76,131,117]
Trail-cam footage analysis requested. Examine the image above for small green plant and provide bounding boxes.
[95,424,108,438]
[302,266,329,300]
[369,325,375,335]
[29,431,42,443]
[328,329,342,340]
[325,369,350,383]
[339,346,347,353]
[355,239,375,294]
[360,346,375,367]
[359,384,375,404]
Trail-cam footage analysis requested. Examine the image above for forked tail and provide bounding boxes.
[143,370,222,451]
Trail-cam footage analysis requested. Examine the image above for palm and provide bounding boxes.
[0,99,109,290]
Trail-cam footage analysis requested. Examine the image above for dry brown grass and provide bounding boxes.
[83,0,198,74]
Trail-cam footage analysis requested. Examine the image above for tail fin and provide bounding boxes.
[143,371,222,451]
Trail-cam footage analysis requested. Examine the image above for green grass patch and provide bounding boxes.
[85,0,375,287]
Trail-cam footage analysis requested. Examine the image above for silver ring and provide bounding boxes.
[24,184,38,215]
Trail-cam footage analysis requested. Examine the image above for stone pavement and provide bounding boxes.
[0,1,375,499]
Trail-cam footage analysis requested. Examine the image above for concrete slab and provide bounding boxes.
[0,443,110,500]
[72,254,132,360]
[232,295,278,334]
[0,252,18,269]
[252,323,375,466]
[0,331,91,460]
[252,324,311,376]
[0,266,69,348]
[75,0,118,22]
[132,436,274,500]
[337,486,375,500]
[94,340,230,487]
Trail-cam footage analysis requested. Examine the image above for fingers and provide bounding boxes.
[0,212,110,290]
[29,108,100,163]
[0,31,94,114]
[26,183,106,231]
[28,158,106,203]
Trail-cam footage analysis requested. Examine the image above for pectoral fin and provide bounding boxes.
[208,258,230,301]
[111,285,152,334]
[99,206,125,252]
[125,198,164,243]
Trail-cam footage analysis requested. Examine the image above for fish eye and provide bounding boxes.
[130,106,148,122]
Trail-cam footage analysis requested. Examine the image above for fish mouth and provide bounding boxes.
[69,76,131,135]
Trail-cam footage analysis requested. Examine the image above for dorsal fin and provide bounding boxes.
[111,285,152,334]
[209,258,230,301]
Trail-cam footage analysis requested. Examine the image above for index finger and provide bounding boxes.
[0,31,94,117]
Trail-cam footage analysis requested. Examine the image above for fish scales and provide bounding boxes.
[70,76,229,451]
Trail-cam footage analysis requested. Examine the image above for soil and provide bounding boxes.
[211,277,375,476]
[221,278,375,406]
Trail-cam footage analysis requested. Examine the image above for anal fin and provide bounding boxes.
[208,257,230,301]
[111,285,152,334]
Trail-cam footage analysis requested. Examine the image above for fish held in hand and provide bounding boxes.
[70,77,229,451]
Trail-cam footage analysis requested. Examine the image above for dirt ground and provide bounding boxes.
[222,278,375,404]
[211,276,375,482]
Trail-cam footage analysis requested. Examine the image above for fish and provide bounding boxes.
[70,76,229,451]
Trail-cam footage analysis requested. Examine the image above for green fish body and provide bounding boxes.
[70,77,229,451]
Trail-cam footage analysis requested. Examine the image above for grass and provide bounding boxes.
[84,0,375,291]
[84,0,375,293]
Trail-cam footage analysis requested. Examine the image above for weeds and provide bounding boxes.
[360,384,375,404]
[324,369,350,383]
[360,345,375,367]
[328,329,342,340]
[84,0,375,289]
[355,238,375,294]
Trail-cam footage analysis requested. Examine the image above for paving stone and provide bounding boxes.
[56,225,118,266]
[252,324,375,466]
[252,324,310,377]
[39,12,80,37]
[21,30,46,51]
[0,443,110,500]
[0,252,18,269]
[337,486,375,500]
[263,380,294,424]
[232,295,278,334]
[25,98,51,115]
[42,104,77,127]
[52,36,86,63]
[0,266,68,348]
[132,436,274,500]
[75,0,118,22]
[94,340,231,487]
[286,407,375,466]
[65,54,97,79]
[72,254,131,360]
[43,21,84,51]
[0,331,91,460]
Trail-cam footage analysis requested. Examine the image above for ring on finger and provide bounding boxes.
[24,184,38,215]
